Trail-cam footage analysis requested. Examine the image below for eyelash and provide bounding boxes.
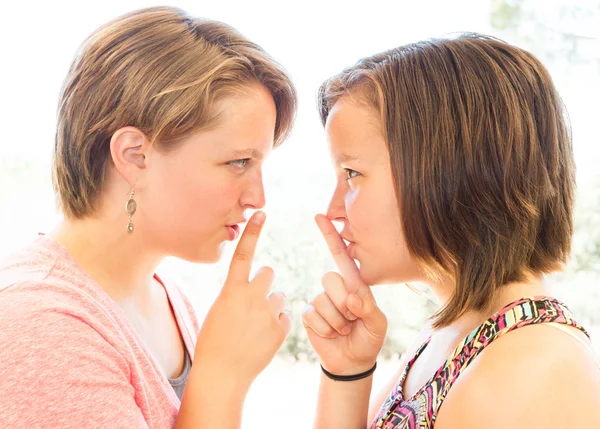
[228,159,250,169]
[344,168,360,181]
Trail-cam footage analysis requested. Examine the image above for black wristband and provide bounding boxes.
[320,362,377,381]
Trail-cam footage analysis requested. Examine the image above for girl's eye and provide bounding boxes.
[345,168,360,181]
[229,159,250,169]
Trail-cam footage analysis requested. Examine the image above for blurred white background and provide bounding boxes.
[1,0,599,427]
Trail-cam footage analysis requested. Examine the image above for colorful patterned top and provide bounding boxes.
[371,296,589,429]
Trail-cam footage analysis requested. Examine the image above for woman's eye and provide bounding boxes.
[229,159,250,169]
[345,168,360,181]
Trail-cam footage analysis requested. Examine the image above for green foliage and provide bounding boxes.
[490,0,523,31]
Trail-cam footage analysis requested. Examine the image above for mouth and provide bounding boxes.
[341,234,355,245]
[225,220,246,241]
[346,241,356,259]
[341,235,357,259]
[227,224,240,239]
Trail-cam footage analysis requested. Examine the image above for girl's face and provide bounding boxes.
[139,84,277,263]
[324,96,423,285]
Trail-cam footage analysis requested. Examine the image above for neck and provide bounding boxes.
[428,274,549,333]
[50,212,164,306]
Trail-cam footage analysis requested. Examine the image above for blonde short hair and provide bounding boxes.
[53,6,297,218]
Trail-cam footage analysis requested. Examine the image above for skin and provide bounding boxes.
[52,83,292,428]
[304,96,600,429]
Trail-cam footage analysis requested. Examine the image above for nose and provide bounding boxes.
[240,170,266,210]
[326,184,347,222]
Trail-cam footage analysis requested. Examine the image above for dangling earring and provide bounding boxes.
[126,185,137,234]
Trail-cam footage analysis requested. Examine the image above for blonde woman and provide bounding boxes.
[303,34,600,428]
[0,7,296,429]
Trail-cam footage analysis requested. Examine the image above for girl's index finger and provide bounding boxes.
[314,214,364,294]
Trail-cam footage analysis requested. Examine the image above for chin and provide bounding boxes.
[356,262,384,286]
[177,243,225,264]
[358,259,417,286]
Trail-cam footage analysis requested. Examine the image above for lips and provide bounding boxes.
[225,225,239,240]
[225,219,246,241]
[346,242,355,259]
[340,231,355,244]
[339,228,357,259]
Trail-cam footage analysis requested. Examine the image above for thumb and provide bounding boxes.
[346,294,387,338]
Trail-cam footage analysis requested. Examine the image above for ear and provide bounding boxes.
[109,126,151,188]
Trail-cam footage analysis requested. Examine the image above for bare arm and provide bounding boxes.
[175,365,250,429]
[314,370,375,429]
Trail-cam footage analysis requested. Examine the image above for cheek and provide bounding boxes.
[348,183,421,281]
[144,164,241,234]
[344,188,367,229]
[377,200,424,283]
[345,185,394,239]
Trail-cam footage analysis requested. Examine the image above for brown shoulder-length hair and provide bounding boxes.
[53,6,297,219]
[318,33,575,328]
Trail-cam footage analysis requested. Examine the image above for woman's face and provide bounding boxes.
[324,96,423,285]
[140,84,277,263]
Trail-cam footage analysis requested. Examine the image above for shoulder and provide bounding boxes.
[0,236,59,290]
[435,323,600,429]
[0,276,134,376]
[0,280,128,359]
[0,284,147,428]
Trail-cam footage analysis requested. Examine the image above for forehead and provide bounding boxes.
[325,97,387,163]
[193,84,277,155]
[216,84,276,139]
[166,85,277,162]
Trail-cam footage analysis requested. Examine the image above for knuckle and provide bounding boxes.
[312,292,330,309]
[302,319,313,331]
[260,266,275,278]
[320,309,345,331]
[253,266,274,285]
[321,272,336,288]
[324,272,347,292]
[321,325,335,337]
[302,304,316,319]
[333,319,347,331]
[272,290,286,300]
[233,251,251,262]
[269,291,286,306]
[328,241,346,254]
[244,222,261,236]
[279,312,292,327]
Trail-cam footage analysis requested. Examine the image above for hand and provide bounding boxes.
[303,214,388,376]
[194,211,292,386]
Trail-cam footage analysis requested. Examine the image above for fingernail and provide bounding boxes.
[348,294,362,309]
[341,325,352,335]
[346,311,357,321]
[252,212,265,224]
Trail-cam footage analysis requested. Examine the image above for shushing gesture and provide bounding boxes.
[303,214,388,376]
[194,211,292,385]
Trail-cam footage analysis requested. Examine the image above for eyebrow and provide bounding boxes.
[336,153,359,164]
[228,148,264,160]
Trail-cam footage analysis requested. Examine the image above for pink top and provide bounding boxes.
[0,235,200,428]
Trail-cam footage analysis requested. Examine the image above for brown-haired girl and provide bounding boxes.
[304,33,600,429]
